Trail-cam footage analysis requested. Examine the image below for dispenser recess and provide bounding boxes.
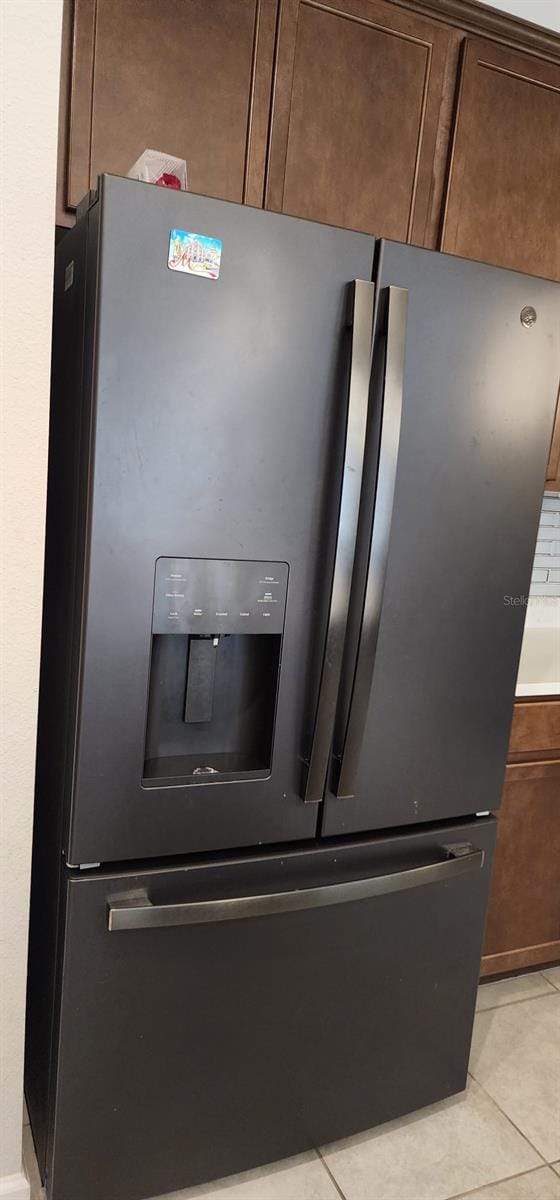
[144,559,288,786]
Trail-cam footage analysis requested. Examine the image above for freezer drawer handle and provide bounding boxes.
[335,285,408,800]
[107,843,484,930]
[303,278,375,804]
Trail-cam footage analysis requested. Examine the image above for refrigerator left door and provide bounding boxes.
[63,177,375,864]
[40,818,495,1200]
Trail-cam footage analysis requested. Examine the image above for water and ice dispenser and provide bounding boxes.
[143,559,288,786]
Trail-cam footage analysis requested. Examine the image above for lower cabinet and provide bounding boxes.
[481,701,560,976]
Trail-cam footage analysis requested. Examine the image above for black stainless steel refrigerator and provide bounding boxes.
[26,175,559,1200]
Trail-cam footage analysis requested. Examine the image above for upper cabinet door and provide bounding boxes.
[265,0,452,241]
[442,38,560,280]
[65,0,277,214]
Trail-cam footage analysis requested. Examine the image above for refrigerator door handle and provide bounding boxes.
[303,278,375,804]
[335,285,408,800]
[107,843,484,930]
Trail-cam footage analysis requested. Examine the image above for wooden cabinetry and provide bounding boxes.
[58,0,277,222]
[265,0,452,242]
[481,701,560,976]
[508,700,560,759]
[441,38,560,281]
[57,1,560,278]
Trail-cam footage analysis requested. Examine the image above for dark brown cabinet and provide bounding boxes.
[482,703,560,976]
[508,700,560,759]
[441,38,560,281]
[59,0,277,222]
[58,1,560,273]
[264,0,452,242]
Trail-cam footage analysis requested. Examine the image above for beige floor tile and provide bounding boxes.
[459,1166,560,1199]
[470,993,560,1162]
[22,1125,44,1200]
[320,1077,540,1200]
[552,1163,560,1177]
[542,966,560,991]
[476,974,555,1012]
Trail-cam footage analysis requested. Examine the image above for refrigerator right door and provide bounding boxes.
[323,241,560,838]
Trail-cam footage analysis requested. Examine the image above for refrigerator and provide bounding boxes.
[26,175,559,1200]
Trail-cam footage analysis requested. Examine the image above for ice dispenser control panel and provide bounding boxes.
[152,558,289,636]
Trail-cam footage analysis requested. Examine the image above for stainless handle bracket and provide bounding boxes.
[443,842,484,861]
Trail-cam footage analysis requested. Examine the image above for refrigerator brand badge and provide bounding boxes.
[168,229,222,280]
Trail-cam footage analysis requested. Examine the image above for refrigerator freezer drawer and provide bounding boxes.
[41,819,495,1200]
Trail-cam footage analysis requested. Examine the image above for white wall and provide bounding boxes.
[486,0,560,32]
[0,2,63,1196]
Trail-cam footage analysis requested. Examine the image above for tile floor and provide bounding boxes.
[23,967,560,1200]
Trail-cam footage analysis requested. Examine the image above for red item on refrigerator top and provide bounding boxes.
[155,173,182,189]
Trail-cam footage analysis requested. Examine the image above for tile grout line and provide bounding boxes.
[476,987,559,1014]
[471,988,560,1167]
[447,1162,555,1200]
[466,1071,549,1167]
[314,1147,348,1200]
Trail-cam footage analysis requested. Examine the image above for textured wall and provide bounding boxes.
[486,0,560,32]
[0,1,62,1192]
[531,493,560,599]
